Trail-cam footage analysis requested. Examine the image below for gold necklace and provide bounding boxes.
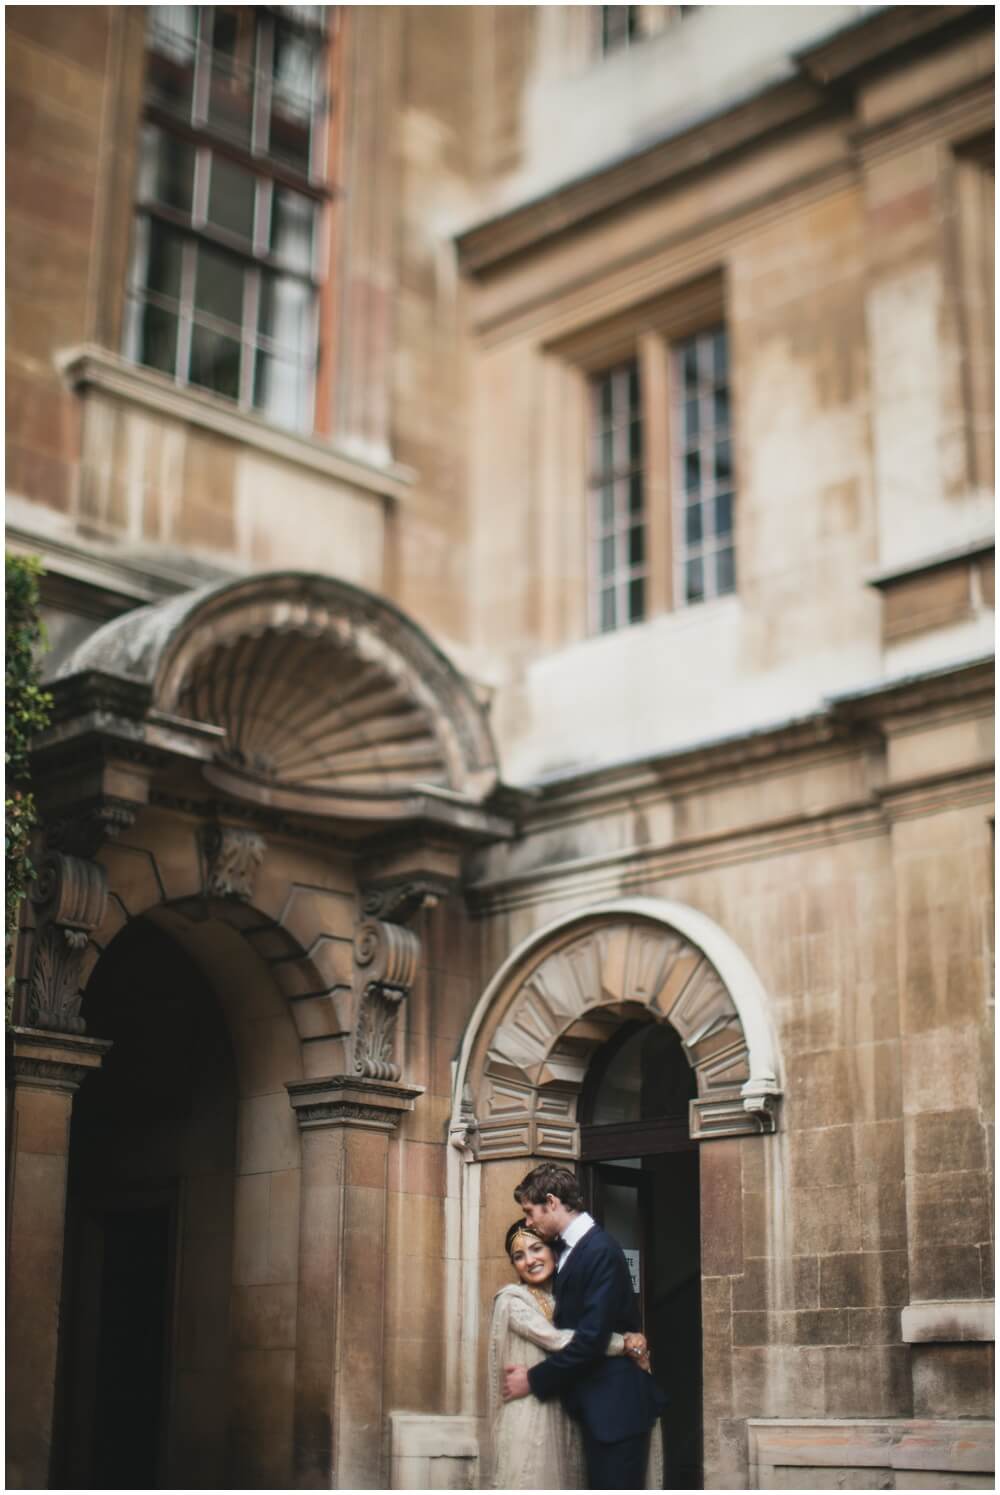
[528,1286,554,1321]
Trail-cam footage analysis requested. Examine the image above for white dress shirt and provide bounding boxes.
[556,1210,595,1272]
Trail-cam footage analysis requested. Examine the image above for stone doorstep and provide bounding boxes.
[901,1299,995,1344]
[747,1419,994,1476]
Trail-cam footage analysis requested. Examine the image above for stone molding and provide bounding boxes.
[286,1075,423,1132]
[8,1025,112,1095]
[747,1417,994,1485]
[452,900,782,1159]
[202,825,266,901]
[901,1299,995,1344]
[56,344,415,502]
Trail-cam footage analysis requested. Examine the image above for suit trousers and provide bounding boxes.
[582,1425,650,1490]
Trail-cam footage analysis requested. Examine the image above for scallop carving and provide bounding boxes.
[175,629,449,793]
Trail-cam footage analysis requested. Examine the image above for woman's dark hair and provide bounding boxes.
[513,1164,585,1212]
[504,1219,545,1258]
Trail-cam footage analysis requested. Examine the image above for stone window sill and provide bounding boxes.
[56,345,416,504]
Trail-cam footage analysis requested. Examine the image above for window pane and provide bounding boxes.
[127,300,178,377]
[684,398,699,441]
[194,243,244,327]
[685,557,704,604]
[715,491,733,538]
[600,588,616,633]
[628,362,641,414]
[628,576,645,621]
[272,20,316,110]
[270,188,315,273]
[137,125,195,214]
[629,419,642,463]
[628,475,643,515]
[684,449,700,493]
[599,485,614,527]
[716,546,736,595]
[712,329,728,384]
[713,386,730,430]
[599,377,614,425]
[628,525,645,567]
[253,351,308,429]
[685,503,703,546]
[189,324,242,400]
[682,341,698,393]
[600,535,616,577]
[132,218,184,300]
[599,429,614,474]
[146,8,196,116]
[715,439,732,485]
[207,155,256,243]
[208,11,255,146]
[260,270,313,360]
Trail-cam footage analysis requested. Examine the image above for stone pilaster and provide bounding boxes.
[286,1076,423,1490]
[6,1027,111,1490]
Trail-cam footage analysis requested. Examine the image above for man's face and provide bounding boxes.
[522,1194,565,1239]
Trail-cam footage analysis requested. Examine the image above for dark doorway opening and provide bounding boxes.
[581,1020,703,1491]
[54,917,237,1490]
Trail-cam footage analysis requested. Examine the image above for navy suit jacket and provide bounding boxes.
[526,1224,665,1444]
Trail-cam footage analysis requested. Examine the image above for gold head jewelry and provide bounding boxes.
[508,1227,541,1259]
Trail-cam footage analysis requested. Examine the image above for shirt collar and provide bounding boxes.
[560,1211,595,1252]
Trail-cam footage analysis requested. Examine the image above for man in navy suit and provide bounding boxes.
[502,1163,665,1489]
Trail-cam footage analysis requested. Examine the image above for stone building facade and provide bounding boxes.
[6,4,994,1490]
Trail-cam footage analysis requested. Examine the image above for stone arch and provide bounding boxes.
[71,815,358,1073]
[454,897,781,1157]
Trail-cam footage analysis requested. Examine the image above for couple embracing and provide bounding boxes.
[489,1164,665,1490]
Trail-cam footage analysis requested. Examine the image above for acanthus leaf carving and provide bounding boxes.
[352,917,420,1082]
[202,825,266,900]
[26,852,109,1035]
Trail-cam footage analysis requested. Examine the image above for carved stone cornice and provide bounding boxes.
[202,824,266,901]
[8,1025,112,1095]
[286,1075,424,1132]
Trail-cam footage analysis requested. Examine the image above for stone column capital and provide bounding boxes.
[8,1024,112,1094]
[286,1074,424,1133]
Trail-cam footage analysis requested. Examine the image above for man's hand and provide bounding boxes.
[503,1364,531,1402]
[623,1333,652,1374]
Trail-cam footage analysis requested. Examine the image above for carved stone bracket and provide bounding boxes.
[9,1025,112,1095]
[286,1075,424,1133]
[45,797,136,860]
[352,918,420,1082]
[202,825,266,900]
[361,879,446,925]
[27,853,109,1034]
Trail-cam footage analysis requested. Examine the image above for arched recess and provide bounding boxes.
[453,897,782,1155]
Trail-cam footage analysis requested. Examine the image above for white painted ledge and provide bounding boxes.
[55,344,416,503]
[901,1299,995,1344]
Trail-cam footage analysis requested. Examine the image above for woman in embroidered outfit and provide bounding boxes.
[487,1221,662,1490]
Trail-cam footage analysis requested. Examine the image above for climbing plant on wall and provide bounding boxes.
[6,553,52,964]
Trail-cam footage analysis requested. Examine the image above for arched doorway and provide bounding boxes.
[579,1020,702,1489]
[446,898,782,1488]
[55,918,238,1491]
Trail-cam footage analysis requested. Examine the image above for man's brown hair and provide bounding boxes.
[514,1163,585,1212]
